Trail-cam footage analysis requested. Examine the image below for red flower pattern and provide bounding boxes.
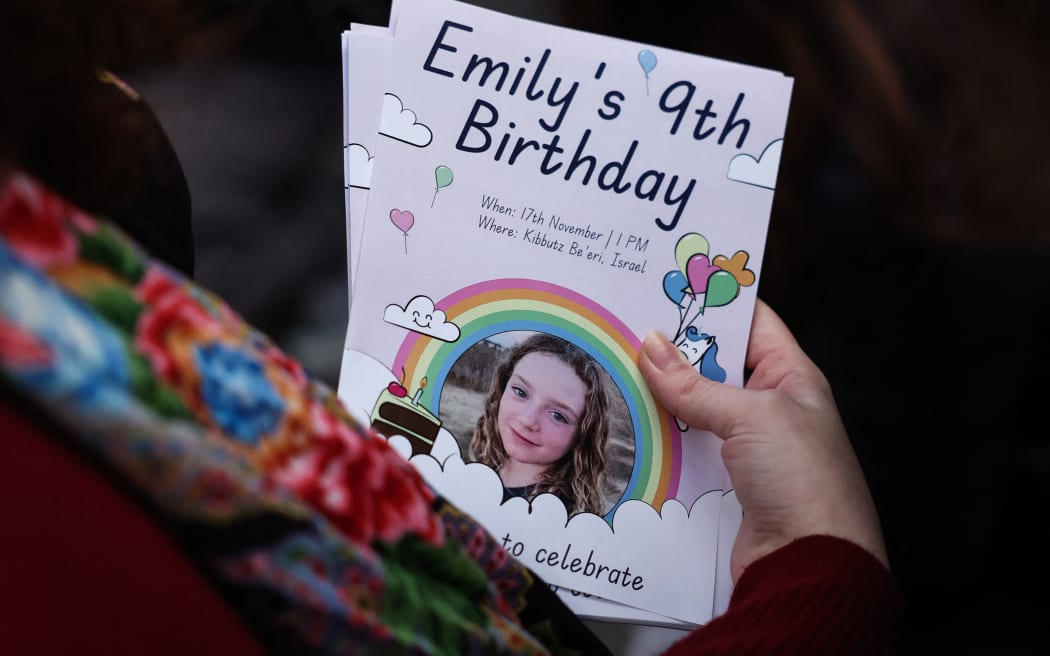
[263,344,308,388]
[0,316,52,367]
[134,265,223,384]
[0,175,97,268]
[269,399,444,547]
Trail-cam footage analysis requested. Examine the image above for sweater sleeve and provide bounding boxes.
[660,535,902,655]
[0,398,267,656]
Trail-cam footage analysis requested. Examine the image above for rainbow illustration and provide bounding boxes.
[392,278,682,515]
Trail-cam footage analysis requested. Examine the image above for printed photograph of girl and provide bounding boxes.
[440,332,635,517]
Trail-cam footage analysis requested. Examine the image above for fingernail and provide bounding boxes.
[643,331,686,370]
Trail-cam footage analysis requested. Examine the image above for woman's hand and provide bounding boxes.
[640,299,888,581]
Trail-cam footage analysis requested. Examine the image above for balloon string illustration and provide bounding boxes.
[674,295,701,342]
[679,299,708,343]
[673,301,690,342]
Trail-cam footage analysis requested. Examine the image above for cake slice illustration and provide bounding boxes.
[369,376,440,456]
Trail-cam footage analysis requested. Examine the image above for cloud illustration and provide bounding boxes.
[344,143,373,189]
[379,93,433,147]
[727,138,783,190]
[335,349,734,626]
[383,295,460,342]
[387,425,726,625]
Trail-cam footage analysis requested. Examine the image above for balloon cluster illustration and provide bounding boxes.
[662,233,755,342]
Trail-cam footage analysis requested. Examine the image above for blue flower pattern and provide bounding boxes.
[194,341,284,444]
[0,241,130,412]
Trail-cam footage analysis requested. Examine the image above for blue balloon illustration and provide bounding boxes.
[638,49,658,76]
[662,270,689,307]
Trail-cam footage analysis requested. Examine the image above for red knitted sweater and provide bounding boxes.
[662,534,901,655]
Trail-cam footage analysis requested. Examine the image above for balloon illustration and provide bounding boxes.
[704,270,740,309]
[638,49,658,95]
[431,165,453,207]
[663,232,746,346]
[713,251,757,287]
[662,270,690,307]
[685,253,720,296]
[389,208,414,253]
[675,232,710,275]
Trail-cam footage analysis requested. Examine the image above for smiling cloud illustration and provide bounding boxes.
[727,138,783,190]
[379,93,433,147]
[384,295,460,342]
[344,143,374,189]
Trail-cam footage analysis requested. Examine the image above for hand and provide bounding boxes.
[639,299,888,581]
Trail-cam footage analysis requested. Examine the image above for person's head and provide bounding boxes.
[0,0,260,275]
[0,0,220,275]
[1,1,202,185]
[471,333,609,515]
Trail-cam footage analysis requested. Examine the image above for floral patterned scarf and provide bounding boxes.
[0,173,609,655]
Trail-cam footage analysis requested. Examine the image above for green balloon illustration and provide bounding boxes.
[432,165,454,207]
[704,270,739,309]
[435,165,453,189]
[675,232,709,274]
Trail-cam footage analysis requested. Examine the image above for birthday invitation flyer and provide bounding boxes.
[339,0,792,625]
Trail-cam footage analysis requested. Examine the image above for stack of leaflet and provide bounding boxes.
[335,0,792,629]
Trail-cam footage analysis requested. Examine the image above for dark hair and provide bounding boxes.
[470,333,609,515]
[0,0,261,275]
[1,1,200,198]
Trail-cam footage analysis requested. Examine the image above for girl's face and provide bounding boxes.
[497,351,587,472]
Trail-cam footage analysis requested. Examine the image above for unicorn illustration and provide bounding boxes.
[676,326,726,383]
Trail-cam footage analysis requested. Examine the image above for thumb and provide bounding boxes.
[638,331,746,439]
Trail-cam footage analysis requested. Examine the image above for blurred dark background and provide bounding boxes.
[126,0,1049,652]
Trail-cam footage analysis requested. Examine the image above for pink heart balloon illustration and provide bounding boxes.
[389,208,415,234]
[686,253,720,295]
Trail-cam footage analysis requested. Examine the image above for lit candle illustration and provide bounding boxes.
[412,376,427,405]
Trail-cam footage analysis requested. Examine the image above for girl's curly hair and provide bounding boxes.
[470,333,610,516]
